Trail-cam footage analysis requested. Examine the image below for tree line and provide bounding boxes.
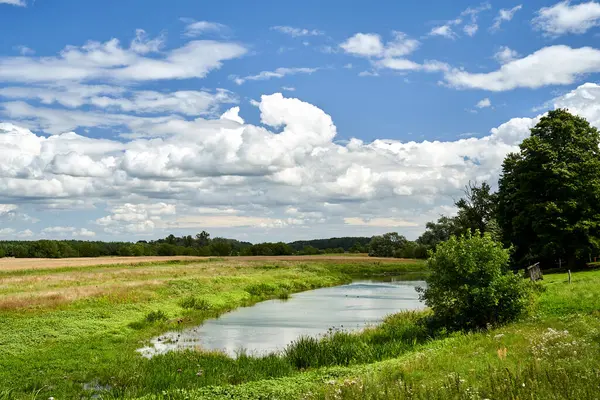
[0,233,374,259]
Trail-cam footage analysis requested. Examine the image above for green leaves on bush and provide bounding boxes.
[145,310,168,323]
[419,232,533,331]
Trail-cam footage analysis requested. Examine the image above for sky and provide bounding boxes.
[2,0,600,242]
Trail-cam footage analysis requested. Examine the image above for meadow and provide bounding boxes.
[0,255,424,399]
[1,256,598,399]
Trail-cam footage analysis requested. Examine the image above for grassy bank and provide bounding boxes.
[130,269,600,400]
[0,257,425,398]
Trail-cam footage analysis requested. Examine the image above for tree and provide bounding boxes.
[418,233,532,331]
[416,216,460,249]
[368,233,408,257]
[195,231,211,247]
[498,109,600,268]
[454,181,497,236]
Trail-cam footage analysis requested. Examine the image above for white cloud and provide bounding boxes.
[180,19,227,37]
[74,228,96,237]
[444,45,600,91]
[130,29,165,54]
[0,228,16,236]
[0,0,25,5]
[344,217,418,227]
[340,33,385,57]
[429,25,457,39]
[358,70,379,77]
[271,26,324,37]
[17,229,33,238]
[281,86,296,91]
[0,204,18,215]
[340,31,435,75]
[533,1,600,36]
[4,84,600,240]
[430,2,491,39]
[0,85,237,117]
[491,5,523,31]
[14,45,34,55]
[232,67,318,85]
[464,24,479,36]
[494,46,520,64]
[476,98,492,108]
[0,32,247,83]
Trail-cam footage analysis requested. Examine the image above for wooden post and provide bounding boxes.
[568,270,572,284]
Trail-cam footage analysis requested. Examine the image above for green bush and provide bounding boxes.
[145,310,168,323]
[179,296,212,310]
[419,232,533,331]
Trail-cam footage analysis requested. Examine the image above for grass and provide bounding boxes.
[0,256,425,399]
[127,269,600,400]
[2,258,598,400]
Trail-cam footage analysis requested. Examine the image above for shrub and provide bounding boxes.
[179,296,212,310]
[145,310,168,323]
[419,232,533,331]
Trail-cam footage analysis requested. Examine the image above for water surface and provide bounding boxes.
[138,278,426,358]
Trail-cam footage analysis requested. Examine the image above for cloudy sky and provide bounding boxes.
[2,0,600,242]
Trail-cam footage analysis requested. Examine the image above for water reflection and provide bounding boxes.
[138,279,426,358]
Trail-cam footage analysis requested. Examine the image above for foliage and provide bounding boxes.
[498,109,600,268]
[368,233,427,259]
[417,182,499,251]
[288,237,372,252]
[419,232,533,331]
[145,310,168,323]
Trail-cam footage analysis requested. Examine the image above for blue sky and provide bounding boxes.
[1,0,600,242]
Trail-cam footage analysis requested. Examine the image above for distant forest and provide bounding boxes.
[0,234,374,259]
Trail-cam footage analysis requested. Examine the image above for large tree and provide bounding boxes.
[497,109,600,268]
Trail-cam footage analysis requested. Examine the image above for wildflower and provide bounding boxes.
[497,347,508,360]
[494,334,505,339]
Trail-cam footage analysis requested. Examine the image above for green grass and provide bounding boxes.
[126,269,600,400]
[3,260,598,400]
[0,257,425,399]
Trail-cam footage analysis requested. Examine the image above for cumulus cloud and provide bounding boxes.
[0,31,247,83]
[491,5,523,31]
[3,84,600,240]
[533,1,600,36]
[444,45,600,91]
[232,67,319,85]
[271,26,324,37]
[339,31,444,75]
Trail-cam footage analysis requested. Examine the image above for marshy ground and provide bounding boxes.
[0,256,598,399]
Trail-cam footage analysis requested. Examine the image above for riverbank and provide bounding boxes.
[0,256,425,398]
[132,269,600,400]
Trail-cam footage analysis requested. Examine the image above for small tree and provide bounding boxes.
[419,233,532,331]
[368,232,408,257]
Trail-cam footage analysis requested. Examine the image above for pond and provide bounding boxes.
[138,278,426,358]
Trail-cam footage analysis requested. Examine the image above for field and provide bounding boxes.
[1,256,599,399]
[0,255,425,398]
